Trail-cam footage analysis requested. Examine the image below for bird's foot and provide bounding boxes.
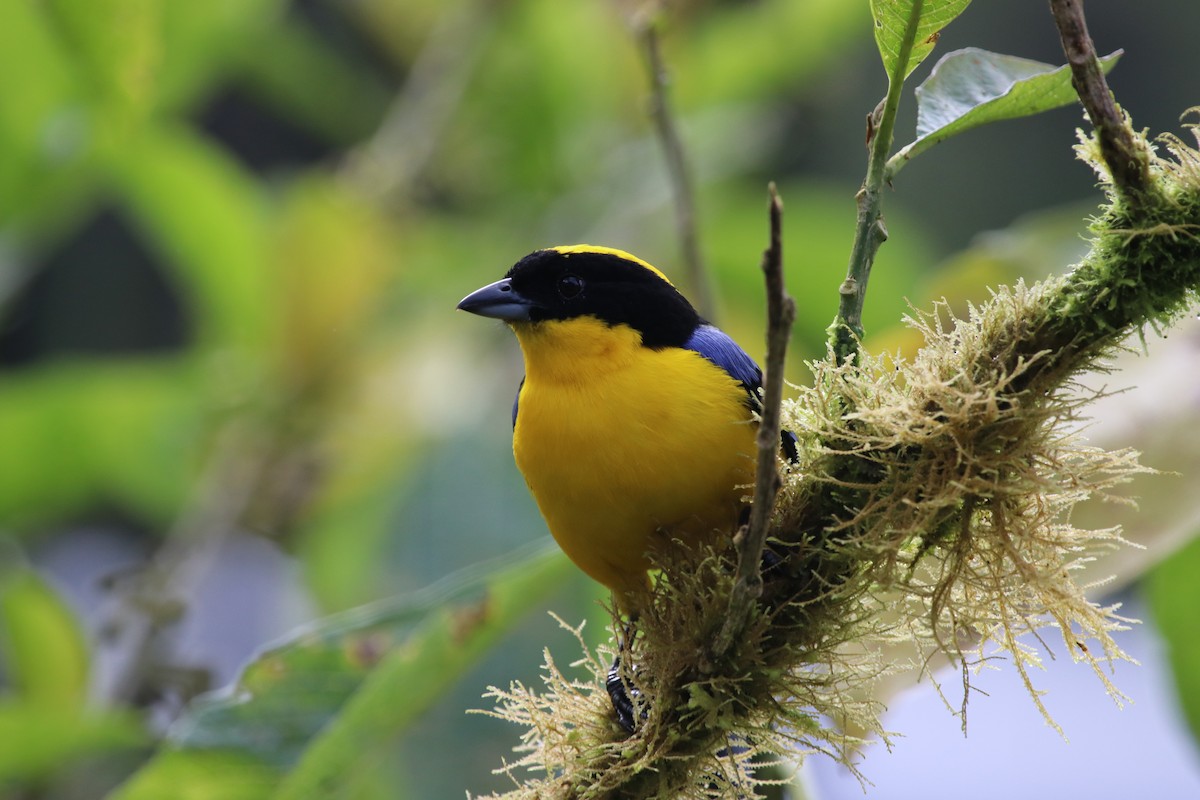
[606,629,646,735]
[605,656,639,734]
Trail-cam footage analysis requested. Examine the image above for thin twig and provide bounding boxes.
[639,19,717,322]
[1048,0,1152,197]
[91,424,267,706]
[342,0,494,201]
[716,183,793,657]
[830,1,923,364]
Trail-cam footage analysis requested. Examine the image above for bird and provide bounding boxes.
[457,245,796,611]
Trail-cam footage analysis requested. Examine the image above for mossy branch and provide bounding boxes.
[1049,0,1153,199]
[479,9,1200,800]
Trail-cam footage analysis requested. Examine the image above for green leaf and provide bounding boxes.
[161,541,570,778]
[0,700,144,781]
[889,48,1122,174]
[274,541,572,799]
[1147,535,1200,745]
[108,749,279,800]
[870,0,972,80]
[0,558,89,710]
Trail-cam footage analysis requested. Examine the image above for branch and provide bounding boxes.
[830,1,924,364]
[1048,0,1153,198]
[91,425,265,706]
[342,1,494,201]
[638,19,717,321]
[715,183,793,657]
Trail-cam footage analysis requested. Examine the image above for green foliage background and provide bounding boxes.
[0,0,1197,798]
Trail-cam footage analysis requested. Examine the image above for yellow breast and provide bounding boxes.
[510,316,757,602]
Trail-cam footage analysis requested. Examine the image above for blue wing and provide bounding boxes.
[684,323,764,401]
[684,324,799,462]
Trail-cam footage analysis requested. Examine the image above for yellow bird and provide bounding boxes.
[458,245,795,611]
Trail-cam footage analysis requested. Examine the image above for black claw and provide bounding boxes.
[606,647,648,735]
[606,657,637,734]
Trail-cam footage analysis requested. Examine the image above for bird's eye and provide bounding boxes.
[557,274,584,299]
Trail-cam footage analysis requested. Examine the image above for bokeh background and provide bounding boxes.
[1,0,1199,797]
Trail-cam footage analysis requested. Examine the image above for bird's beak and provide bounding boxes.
[457,278,535,321]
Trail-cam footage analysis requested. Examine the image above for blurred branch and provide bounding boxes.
[342,0,495,201]
[637,17,717,321]
[716,183,792,657]
[91,424,267,707]
[1048,0,1152,197]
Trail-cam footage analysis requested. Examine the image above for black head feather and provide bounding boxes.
[505,248,701,349]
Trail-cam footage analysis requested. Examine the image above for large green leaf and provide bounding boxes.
[150,541,569,780]
[869,0,972,80]
[888,48,1121,174]
[1147,535,1200,745]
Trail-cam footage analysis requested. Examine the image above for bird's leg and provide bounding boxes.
[605,618,644,734]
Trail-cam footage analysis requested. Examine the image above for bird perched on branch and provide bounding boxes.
[458,245,796,611]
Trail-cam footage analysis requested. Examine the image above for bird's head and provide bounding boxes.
[457,245,701,348]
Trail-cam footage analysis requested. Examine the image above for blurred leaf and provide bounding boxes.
[0,360,201,529]
[679,0,869,106]
[274,541,571,798]
[299,462,411,611]
[104,126,273,355]
[348,0,459,62]
[109,749,278,800]
[162,541,569,778]
[47,0,286,118]
[870,0,972,80]
[890,48,1121,173]
[0,0,89,224]
[46,0,162,126]
[1147,535,1200,745]
[0,700,144,781]
[269,176,397,396]
[154,0,287,112]
[451,0,635,200]
[0,561,89,710]
[237,17,390,147]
